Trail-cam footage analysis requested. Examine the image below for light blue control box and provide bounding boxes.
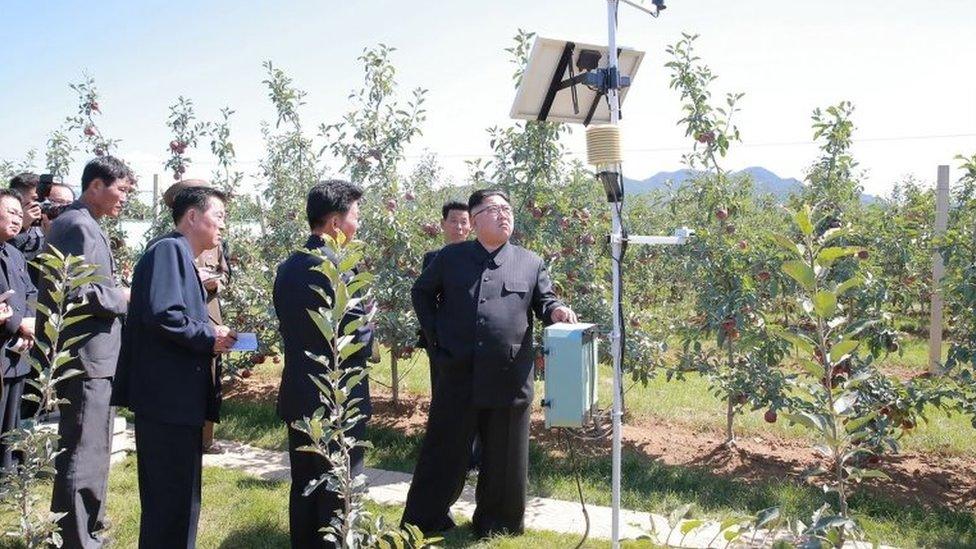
[542,322,599,428]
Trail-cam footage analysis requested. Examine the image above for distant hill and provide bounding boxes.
[623,166,802,198]
[622,166,878,203]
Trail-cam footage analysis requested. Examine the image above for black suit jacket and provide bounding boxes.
[412,240,564,408]
[274,235,373,422]
[0,242,37,379]
[415,249,440,349]
[112,232,218,427]
[41,201,127,378]
[11,226,44,285]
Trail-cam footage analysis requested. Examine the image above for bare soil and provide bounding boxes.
[224,378,976,512]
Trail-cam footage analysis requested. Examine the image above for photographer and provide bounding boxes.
[7,173,44,263]
[39,179,76,235]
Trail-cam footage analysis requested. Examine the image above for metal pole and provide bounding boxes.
[152,174,160,218]
[606,1,623,547]
[928,165,950,373]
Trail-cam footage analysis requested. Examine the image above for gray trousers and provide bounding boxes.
[51,376,115,549]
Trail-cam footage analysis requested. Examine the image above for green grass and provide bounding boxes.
[212,398,976,548]
[0,457,653,548]
[353,338,976,456]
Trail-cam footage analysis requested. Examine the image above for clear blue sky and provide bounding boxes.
[2,0,974,198]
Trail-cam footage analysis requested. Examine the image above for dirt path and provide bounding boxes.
[225,379,976,512]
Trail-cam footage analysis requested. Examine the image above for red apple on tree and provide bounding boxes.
[764,409,777,423]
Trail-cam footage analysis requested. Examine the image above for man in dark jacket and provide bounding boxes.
[158,179,232,455]
[273,180,373,549]
[45,156,132,549]
[417,200,471,392]
[401,189,577,538]
[112,185,236,548]
[7,172,44,266]
[0,189,36,470]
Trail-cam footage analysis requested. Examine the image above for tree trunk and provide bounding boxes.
[724,396,736,446]
[391,352,399,404]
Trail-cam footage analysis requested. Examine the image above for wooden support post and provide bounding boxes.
[928,165,950,374]
[152,174,160,218]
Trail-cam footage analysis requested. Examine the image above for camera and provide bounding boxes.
[40,199,70,221]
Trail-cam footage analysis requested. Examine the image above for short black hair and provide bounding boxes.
[467,189,509,212]
[307,180,363,229]
[9,172,39,200]
[0,188,23,205]
[441,200,469,220]
[81,156,134,192]
[171,186,228,224]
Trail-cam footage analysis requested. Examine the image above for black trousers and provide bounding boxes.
[425,351,481,471]
[51,376,115,549]
[134,416,202,549]
[401,384,530,538]
[1,375,25,471]
[286,421,366,549]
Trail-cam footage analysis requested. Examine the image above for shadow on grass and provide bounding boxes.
[217,399,976,547]
[217,521,290,548]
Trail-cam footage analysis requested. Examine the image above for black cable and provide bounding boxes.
[560,429,591,549]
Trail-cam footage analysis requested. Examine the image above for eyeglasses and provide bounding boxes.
[472,204,513,218]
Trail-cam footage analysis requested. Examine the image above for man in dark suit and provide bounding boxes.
[402,189,577,538]
[417,200,471,392]
[159,179,232,455]
[0,189,36,470]
[273,180,374,549]
[112,185,237,548]
[45,156,133,549]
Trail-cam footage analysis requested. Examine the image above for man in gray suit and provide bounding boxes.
[46,156,133,549]
[402,189,577,538]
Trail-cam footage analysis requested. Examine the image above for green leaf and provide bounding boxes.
[782,261,815,290]
[829,338,859,363]
[835,275,864,297]
[798,358,825,378]
[342,317,365,337]
[844,411,877,433]
[813,291,837,318]
[770,234,801,257]
[768,326,816,355]
[338,252,362,274]
[816,246,861,267]
[822,226,853,243]
[795,206,814,236]
[785,412,827,433]
[339,342,365,361]
[680,519,704,535]
[307,309,335,341]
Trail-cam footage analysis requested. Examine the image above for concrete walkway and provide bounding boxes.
[109,426,892,548]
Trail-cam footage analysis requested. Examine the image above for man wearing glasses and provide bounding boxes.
[402,189,577,538]
[44,156,133,549]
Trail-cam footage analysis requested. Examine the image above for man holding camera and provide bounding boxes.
[7,173,45,264]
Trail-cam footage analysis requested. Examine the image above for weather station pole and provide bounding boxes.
[506,2,669,546]
[604,2,625,546]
